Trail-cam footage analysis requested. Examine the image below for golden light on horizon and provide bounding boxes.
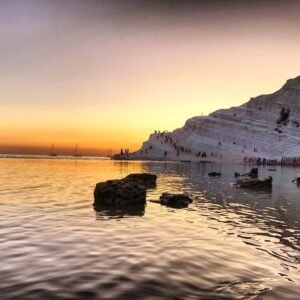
[1,1,300,154]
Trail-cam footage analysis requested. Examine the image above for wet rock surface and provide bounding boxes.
[124,173,157,189]
[235,168,258,179]
[236,176,273,189]
[94,173,157,207]
[94,179,146,206]
[159,193,193,208]
[208,172,221,177]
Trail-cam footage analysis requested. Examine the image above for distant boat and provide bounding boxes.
[49,143,58,157]
[73,144,82,158]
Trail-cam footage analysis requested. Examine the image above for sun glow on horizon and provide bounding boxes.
[1,1,300,154]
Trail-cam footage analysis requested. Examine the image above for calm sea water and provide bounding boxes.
[0,157,299,300]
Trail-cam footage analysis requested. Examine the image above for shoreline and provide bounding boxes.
[112,154,244,164]
[112,154,300,167]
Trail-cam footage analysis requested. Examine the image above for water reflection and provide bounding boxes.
[0,158,299,299]
[144,161,300,276]
[94,203,146,219]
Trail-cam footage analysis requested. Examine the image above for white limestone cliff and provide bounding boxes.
[135,75,300,161]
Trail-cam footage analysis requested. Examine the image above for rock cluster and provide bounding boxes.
[236,176,273,189]
[234,168,272,189]
[94,173,193,209]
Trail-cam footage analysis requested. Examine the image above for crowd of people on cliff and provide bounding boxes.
[244,157,278,165]
[118,132,299,164]
[153,131,222,159]
[281,156,300,166]
[155,131,192,157]
[119,132,300,165]
[243,156,300,166]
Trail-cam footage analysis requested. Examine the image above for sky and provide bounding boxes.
[1,0,300,155]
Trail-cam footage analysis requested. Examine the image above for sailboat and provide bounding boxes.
[73,144,82,158]
[49,143,58,157]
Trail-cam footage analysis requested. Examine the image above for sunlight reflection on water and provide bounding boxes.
[0,158,299,299]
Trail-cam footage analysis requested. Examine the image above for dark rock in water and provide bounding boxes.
[94,179,146,206]
[236,176,273,189]
[159,193,192,208]
[268,169,277,171]
[208,172,221,177]
[235,168,258,178]
[292,177,300,185]
[124,173,157,189]
[248,168,258,178]
[93,173,157,207]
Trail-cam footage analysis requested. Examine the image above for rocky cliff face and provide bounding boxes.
[138,76,300,160]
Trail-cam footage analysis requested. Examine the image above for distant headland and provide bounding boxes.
[115,75,300,164]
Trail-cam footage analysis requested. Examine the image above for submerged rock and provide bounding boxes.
[124,173,157,189]
[208,172,221,177]
[235,168,258,178]
[94,179,146,206]
[236,176,273,189]
[159,193,192,208]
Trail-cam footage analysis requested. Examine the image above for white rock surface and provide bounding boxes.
[135,76,300,161]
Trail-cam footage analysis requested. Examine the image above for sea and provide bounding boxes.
[0,155,299,299]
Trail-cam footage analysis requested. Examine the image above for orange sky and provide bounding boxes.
[1,1,300,154]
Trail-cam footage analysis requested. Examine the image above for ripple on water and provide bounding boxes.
[0,159,299,299]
